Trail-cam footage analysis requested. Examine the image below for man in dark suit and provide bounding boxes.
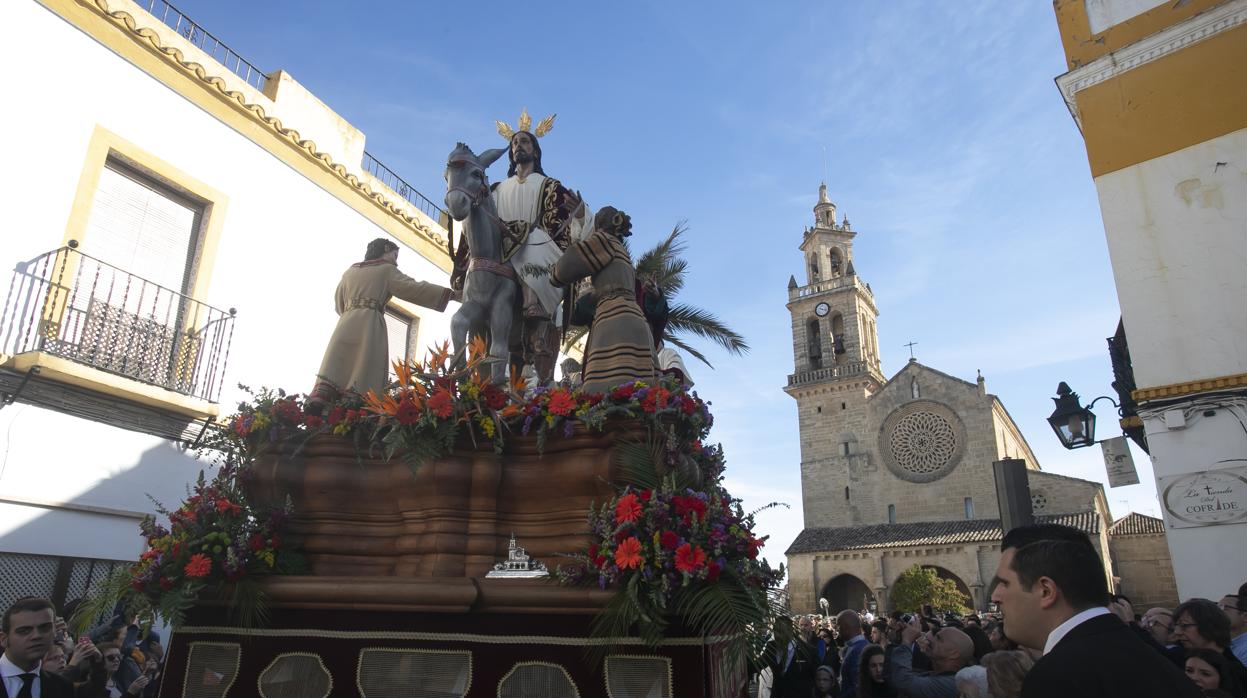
[0,597,76,698]
[990,524,1201,698]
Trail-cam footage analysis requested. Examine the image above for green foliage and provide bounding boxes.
[889,565,971,614]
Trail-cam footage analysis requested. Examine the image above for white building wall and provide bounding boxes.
[1093,128,1247,601]
[1094,129,1247,390]
[0,1,453,562]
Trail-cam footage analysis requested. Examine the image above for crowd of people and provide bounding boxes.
[759,523,1247,698]
[1,597,162,697]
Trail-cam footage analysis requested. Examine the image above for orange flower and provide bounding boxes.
[674,543,706,573]
[428,388,454,419]
[614,494,642,525]
[547,389,577,416]
[184,553,212,578]
[614,536,643,569]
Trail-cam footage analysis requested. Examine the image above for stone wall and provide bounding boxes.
[1111,534,1180,608]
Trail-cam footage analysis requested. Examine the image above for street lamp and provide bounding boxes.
[1047,382,1119,450]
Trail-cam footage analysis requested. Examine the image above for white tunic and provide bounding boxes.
[492,173,591,316]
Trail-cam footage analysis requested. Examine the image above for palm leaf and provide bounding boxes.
[666,303,750,355]
[635,223,689,295]
[666,335,713,369]
[671,573,781,678]
[613,437,663,490]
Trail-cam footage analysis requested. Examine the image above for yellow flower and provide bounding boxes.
[332,422,350,436]
[259,551,275,567]
[464,383,481,400]
[252,414,271,430]
[545,414,555,428]
[477,415,495,438]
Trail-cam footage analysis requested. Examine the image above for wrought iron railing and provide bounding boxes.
[139,0,268,92]
[362,151,447,224]
[0,242,236,403]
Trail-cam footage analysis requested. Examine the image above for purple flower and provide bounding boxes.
[563,420,574,438]
[522,415,534,435]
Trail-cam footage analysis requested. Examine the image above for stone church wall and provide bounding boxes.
[1111,534,1180,608]
[1027,470,1100,516]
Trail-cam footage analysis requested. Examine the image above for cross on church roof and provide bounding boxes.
[904,341,918,361]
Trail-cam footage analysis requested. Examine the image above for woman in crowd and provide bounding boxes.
[815,664,839,697]
[1186,648,1247,697]
[79,642,151,698]
[1174,599,1247,688]
[981,649,1034,698]
[858,644,896,698]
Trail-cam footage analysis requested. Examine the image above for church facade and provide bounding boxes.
[782,185,1173,614]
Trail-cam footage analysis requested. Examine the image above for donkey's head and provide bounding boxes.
[444,142,504,221]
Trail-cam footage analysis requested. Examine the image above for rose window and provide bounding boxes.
[878,400,967,483]
[1031,493,1048,512]
[889,411,957,474]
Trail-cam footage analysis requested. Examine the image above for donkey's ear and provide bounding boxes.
[478,148,506,169]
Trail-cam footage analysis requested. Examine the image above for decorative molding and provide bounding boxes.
[1056,0,1247,126]
[176,625,729,646]
[0,495,146,520]
[877,400,967,484]
[1132,372,1247,402]
[73,0,448,255]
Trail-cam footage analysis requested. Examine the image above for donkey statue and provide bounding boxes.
[444,143,515,383]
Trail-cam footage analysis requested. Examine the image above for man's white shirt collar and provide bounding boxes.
[1043,606,1111,655]
[0,652,41,677]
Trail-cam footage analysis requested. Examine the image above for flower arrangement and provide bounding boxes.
[224,337,717,479]
[73,458,305,632]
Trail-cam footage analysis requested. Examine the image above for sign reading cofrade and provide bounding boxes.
[1160,465,1247,528]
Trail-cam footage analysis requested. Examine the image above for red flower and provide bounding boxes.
[327,407,346,425]
[675,543,706,573]
[396,399,421,425]
[681,397,697,415]
[707,561,722,582]
[611,384,636,401]
[614,494,643,525]
[305,415,323,429]
[588,543,599,560]
[345,409,359,422]
[268,535,281,549]
[547,389,577,416]
[615,537,643,569]
[660,531,680,550]
[674,496,707,523]
[159,578,173,591]
[584,392,604,406]
[748,537,764,559]
[248,534,265,552]
[428,388,454,419]
[483,384,508,410]
[639,489,652,502]
[184,554,212,578]
[215,499,234,513]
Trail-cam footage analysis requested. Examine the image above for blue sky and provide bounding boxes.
[177,1,1161,568]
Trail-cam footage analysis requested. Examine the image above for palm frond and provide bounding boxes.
[672,573,778,677]
[666,303,750,355]
[613,436,663,490]
[561,325,588,352]
[667,334,713,369]
[635,223,689,294]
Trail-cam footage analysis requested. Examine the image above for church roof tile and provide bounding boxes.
[1109,512,1166,535]
[785,511,1100,555]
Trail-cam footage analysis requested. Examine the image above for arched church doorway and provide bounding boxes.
[821,574,876,614]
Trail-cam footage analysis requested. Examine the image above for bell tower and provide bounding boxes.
[785,183,884,527]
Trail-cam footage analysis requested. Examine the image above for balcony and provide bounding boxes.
[0,243,235,442]
[786,360,872,388]
[788,274,874,301]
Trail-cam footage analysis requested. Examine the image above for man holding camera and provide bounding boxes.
[888,615,974,698]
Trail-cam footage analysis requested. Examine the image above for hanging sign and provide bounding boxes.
[1100,437,1139,487]
[1159,465,1247,528]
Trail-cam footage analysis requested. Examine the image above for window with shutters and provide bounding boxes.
[82,157,205,296]
[383,308,419,380]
